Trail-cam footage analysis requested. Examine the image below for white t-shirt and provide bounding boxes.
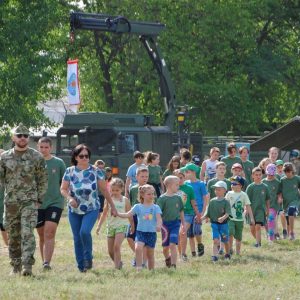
[225,191,250,221]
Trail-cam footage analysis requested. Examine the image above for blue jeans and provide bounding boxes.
[68,209,98,270]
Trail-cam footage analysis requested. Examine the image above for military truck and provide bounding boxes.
[56,12,202,178]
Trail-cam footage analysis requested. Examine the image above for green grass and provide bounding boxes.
[0,215,300,299]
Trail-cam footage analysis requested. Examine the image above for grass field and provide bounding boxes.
[0,214,300,300]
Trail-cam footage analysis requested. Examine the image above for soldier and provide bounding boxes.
[0,123,48,276]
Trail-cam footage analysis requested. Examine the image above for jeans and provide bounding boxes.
[68,209,98,270]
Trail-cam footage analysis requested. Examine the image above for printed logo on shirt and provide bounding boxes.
[261,191,265,195]
[52,168,57,174]
[177,191,187,205]
[143,213,153,220]
[51,212,57,219]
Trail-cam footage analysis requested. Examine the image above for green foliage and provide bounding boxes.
[0,0,299,134]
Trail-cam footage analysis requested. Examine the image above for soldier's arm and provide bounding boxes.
[36,157,48,204]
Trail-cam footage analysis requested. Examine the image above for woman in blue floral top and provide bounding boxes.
[61,144,117,272]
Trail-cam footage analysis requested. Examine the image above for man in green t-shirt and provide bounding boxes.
[37,137,66,270]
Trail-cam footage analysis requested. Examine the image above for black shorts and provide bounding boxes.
[0,223,5,231]
[36,207,63,228]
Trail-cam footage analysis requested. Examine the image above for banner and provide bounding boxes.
[67,59,80,105]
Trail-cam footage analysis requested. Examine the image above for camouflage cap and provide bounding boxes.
[14,123,30,135]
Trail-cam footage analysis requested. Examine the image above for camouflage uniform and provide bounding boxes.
[0,127,47,272]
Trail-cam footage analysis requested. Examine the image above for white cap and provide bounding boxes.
[212,181,227,191]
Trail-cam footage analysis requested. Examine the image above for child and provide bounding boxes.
[182,163,208,257]
[221,143,242,178]
[239,146,254,183]
[262,164,280,242]
[258,157,272,178]
[275,160,287,238]
[127,167,149,265]
[246,167,270,247]
[225,176,254,255]
[146,152,164,197]
[96,178,132,269]
[125,151,145,197]
[180,148,192,167]
[158,176,185,268]
[173,169,201,261]
[279,163,300,240]
[105,167,113,191]
[275,160,285,180]
[162,155,181,180]
[230,163,249,191]
[202,181,232,262]
[200,147,220,182]
[118,184,162,270]
[94,159,105,170]
[207,162,231,199]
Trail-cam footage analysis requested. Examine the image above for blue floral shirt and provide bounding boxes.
[63,165,104,215]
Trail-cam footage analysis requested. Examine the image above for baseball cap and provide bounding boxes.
[290,149,300,159]
[192,155,201,166]
[14,123,30,135]
[266,163,276,176]
[181,163,200,173]
[212,181,227,191]
[275,160,284,166]
[230,176,245,187]
[231,163,243,170]
[105,167,112,172]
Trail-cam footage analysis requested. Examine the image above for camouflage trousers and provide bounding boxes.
[4,202,37,267]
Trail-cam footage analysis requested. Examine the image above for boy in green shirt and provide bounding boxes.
[221,143,242,178]
[279,163,300,240]
[158,175,185,268]
[225,176,254,255]
[173,169,201,261]
[202,181,232,262]
[37,137,66,270]
[246,167,270,247]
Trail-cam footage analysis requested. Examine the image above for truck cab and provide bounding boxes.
[56,112,173,178]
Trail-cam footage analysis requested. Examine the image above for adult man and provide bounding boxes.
[0,123,48,276]
[37,137,66,270]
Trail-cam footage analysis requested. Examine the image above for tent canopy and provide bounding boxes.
[251,116,300,151]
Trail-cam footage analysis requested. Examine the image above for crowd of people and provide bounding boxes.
[0,123,300,275]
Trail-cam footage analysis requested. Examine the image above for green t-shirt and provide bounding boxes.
[262,178,280,210]
[129,184,139,206]
[205,197,231,223]
[207,178,231,199]
[178,184,195,215]
[162,169,172,180]
[42,157,66,209]
[148,165,162,184]
[279,175,300,210]
[246,183,270,223]
[0,187,4,224]
[157,193,184,222]
[225,190,250,221]
[221,156,243,178]
[241,160,254,183]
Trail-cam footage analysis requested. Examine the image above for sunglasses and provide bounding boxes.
[16,134,29,138]
[78,154,89,159]
[231,182,241,186]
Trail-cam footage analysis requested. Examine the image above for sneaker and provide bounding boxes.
[275,233,280,240]
[289,232,295,240]
[10,264,21,276]
[218,248,224,255]
[229,248,233,255]
[283,229,288,239]
[83,260,93,270]
[165,257,171,268]
[191,251,196,257]
[254,242,261,248]
[181,254,188,262]
[43,262,52,271]
[211,256,218,262]
[197,243,205,256]
[131,258,136,267]
[21,265,32,276]
[79,268,87,273]
[224,254,231,260]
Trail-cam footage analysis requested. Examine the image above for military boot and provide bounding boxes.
[21,265,32,276]
[10,264,21,276]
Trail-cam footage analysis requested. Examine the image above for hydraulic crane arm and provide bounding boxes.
[70,12,176,129]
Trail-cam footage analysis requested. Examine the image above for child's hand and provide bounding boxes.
[96,226,101,235]
[181,223,186,233]
[218,216,225,223]
[156,225,161,232]
[250,218,255,225]
[195,213,202,224]
[130,225,135,235]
